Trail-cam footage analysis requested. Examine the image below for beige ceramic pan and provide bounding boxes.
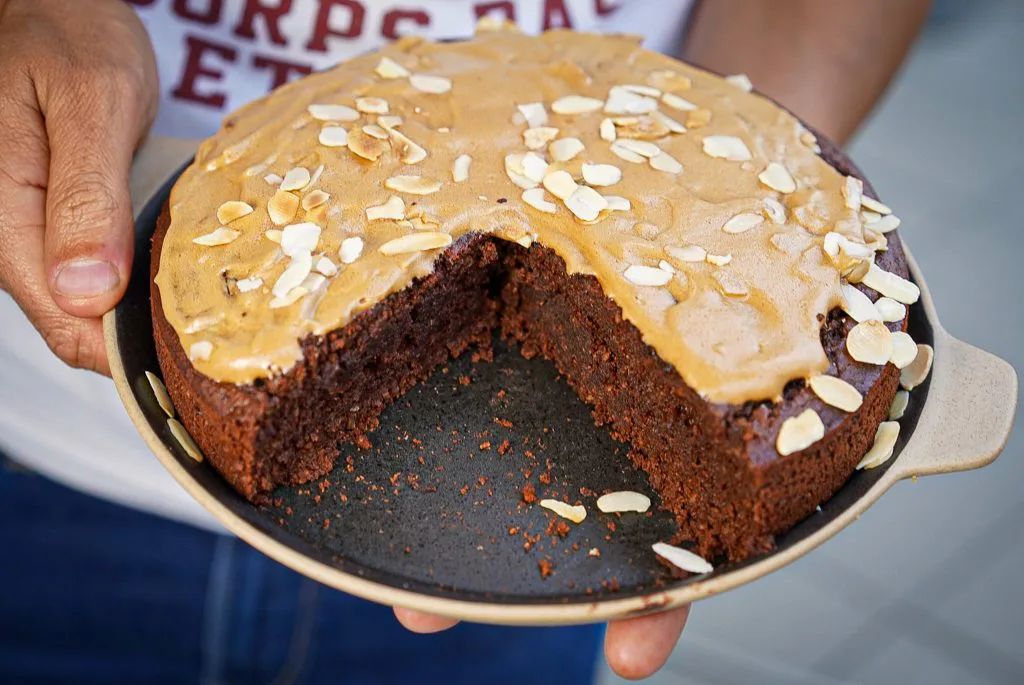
[105,137,1018,626]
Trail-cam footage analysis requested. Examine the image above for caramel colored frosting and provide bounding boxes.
[156,27,885,405]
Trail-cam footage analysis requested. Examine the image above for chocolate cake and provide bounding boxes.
[151,26,930,563]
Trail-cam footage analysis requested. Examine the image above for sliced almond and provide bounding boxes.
[280,167,311,192]
[857,421,901,470]
[388,128,428,165]
[542,170,578,201]
[264,173,283,186]
[652,542,713,574]
[517,103,548,128]
[269,286,308,309]
[189,340,213,362]
[318,126,348,148]
[759,163,797,193]
[385,175,442,195]
[603,195,631,212]
[776,409,825,456]
[522,188,557,214]
[551,95,604,115]
[604,86,659,115]
[658,260,676,274]
[366,196,406,222]
[725,73,754,92]
[521,152,550,184]
[375,56,410,79]
[523,126,559,151]
[377,115,403,130]
[302,190,330,211]
[842,176,864,211]
[539,499,587,524]
[809,375,863,412]
[702,135,751,161]
[889,390,910,420]
[890,332,918,369]
[762,198,786,224]
[596,491,651,514]
[565,186,608,222]
[505,154,538,190]
[723,213,764,234]
[686,108,713,129]
[647,69,692,91]
[280,222,321,257]
[379,231,452,256]
[599,118,617,142]
[706,253,733,267]
[145,371,175,418]
[308,104,359,122]
[582,163,622,187]
[236,276,263,293]
[862,210,882,225]
[264,229,283,244]
[452,154,472,183]
[610,142,647,164]
[217,201,254,225]
[339,236,365,264]
[615,139,661,159]
[347,129,388,161]
[410,74,452,94]
[269,190,300,226]
[861,195,893,215]
[841,283,882,323]
[168,418,203,462]
[314,256,337,276]
[193,227,240,246]
[650,152,683,174]
[650,110,687,134]
[800,130,821,152]
[714,271,748,297]
[666,245,706,263]
[272,255,312,297]
[847,320,894,365]
[661,92,698,111]
[355,97,389,114]
[362,124,389,140]
[900,344,934,390]
[875,297,907,323]
[621,84,661,97]
[861,264,920,304]
[550,137,585,162]
[874,215,902,233]
[624,264,672,287]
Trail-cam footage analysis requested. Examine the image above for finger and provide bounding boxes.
[393,608,460,634]
[604,605,690,680]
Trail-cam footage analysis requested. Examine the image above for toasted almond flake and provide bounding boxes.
[661,92,698,111]
[539,499,587,524]
[355,97,388,114]
[604,86,659,115]
[272,254,312,297]
[409,73,452,94]
[841,283,882,323]
[521,153,550,183]
[550,137,585,162]
[799,130,820,152]
[361,124,389,140]
[168,418,203,462]
[265,229,282,244]
[706,253,732,267]
[874,215,902,233]
[659,260,676,274]
[864,228,888,252]
[565,185,608,222]
[653,542,714,574]
[842,176,864,211]
[900,344,933,390]
[347,129,387,161]
[615,139,661,159]
[890,332,918,369]
[522,188,557,213]
[686,108,713,129]
[264,173,283,186]
[763,197,786,224]
[875,297,907,322]
[861,195,892,215]
[714,271,748,297]
[217,201,254,225]
[308,104,359,122]
[622,84,661,97]
[777,409,825,456]
[847,320,894,365]
[862,210,882,224]
[524,126,560,150]
[703,135,751,161]
[758,163,797,193]
[366,196,406,221]
[505,153,538,190]
[516,235,534,248]
[375,56,410,79]
[379,231,452,256]
[650,152,683,174]
[725,73,754,92]
[452,154,472,183]
[269,286,308,309]
[647,69,692,91]
[280,167,311,192]
[318,126,348,147]
[339,236,364,264]
[387,128,428,165]
[889,390,910,420]
[145,371,175,418]
[542,170,578,200]
[377,115,403,130]
[552,95,604,115]
[301,272,327,292]
[624,264,672,287]
[518,103,548,128]
[269,190,300,226]
[189,340,214,362]
[809,375,863,412]
[184,314,223,334]
[582,163,622,187]
[861,264,920,304]
[599,118,617,141]
[666,245,706,263]
[302,190,330,211]
[857,422,901,469]
[602,195,630,212]
[597,491,651,513]
[385,175,442,195]
[723,213,764,234]
[234,276,263,293]
[650,110,687,134]
[609,142,646,164]
[193,227,240,247]
[280,222,321,257]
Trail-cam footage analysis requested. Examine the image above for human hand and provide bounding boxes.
[394,605,690,680]
[0,0,158,375]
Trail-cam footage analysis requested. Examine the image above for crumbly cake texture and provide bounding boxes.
[152,26,927,563]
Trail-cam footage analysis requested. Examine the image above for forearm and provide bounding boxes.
[682,0,933,145]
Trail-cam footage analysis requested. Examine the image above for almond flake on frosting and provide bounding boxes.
[217,201,254,224]
[900,344,933,390]
[551,95,604,115]
[666,245,706,263]
[776,409,825,456]
[650,110,687,134]
[889,390,910,420]
[452,154,472,183]
[302,190,330,211]
[366,196,406,221]
[355,97,389,114]
[193,227,240,246]
[269,190,300,226]
[236,276,263,293]
[650,152,683,174]
[280,222,321,257]
[857,422,900,470]
[565,186,608,222]
[599,118,617,141]
[702,135,751,161]
[861,264,920,304]
[597,491,651,513]
[873,215,902,233]
[758,163,797,193]
[604,195,631,212]
[621,84,661,97]
[659,260,676,274]
[861,195,893,215]
[379,232,452,255]
[377,115,403,130]
[388,128,428,165]
[875,297,907,323]
[686,108,712,129]
[272,254,312,297]
[539,499,587,524]
[524,126,560,150]
[504,154,537,190]
[763,198,786,224]
[840,283,882,323]
[542,170,578,201]
[385,175,443,195]
[890,331,918,369]
[269,286,308,310]
[189,340,214,362]
[318,126,349,148]
[582,163,622,187]
[706,253,733,267]
[264,229,282,244]
[614,139,660,158]
[375,57,410,79]
[609,142,647,164]
[550,137,585,162]
[604,86,659,115]
[264,173,283,186]
[314,257,337,276]
[661,92,698,111]
[714,271,748,297]
[847,320,894,365]
[308,104,359,122]
[647,69,692,91]
[410,74,453,94]
[842,176,864,211]
[652,542,713,575]
[522,188,557,214]
[521,153,550,184]
[362,124,389,140]
[517,102,548,128]
[339,236,365,264]
[624,265,672,287]
[725,73,754,92]
[346,129,386,161]
[723,213,764,234]
[809,375,863,412]
[280,167,311,192]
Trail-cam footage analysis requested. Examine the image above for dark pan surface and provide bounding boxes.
[119,168,932,605]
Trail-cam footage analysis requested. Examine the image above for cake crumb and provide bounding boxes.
[355,435,371,450]
[522,483,538,503]
[538,559,554,578]
[539,472,552,485]
[479,441,492,450]
[497,439,511,455]
[494,417,514,429]
[508,526,520,536]
[458,375,472,386]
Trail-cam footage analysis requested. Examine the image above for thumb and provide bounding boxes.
[44,74,147,319]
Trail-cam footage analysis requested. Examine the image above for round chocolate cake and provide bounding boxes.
[151,25,930,563]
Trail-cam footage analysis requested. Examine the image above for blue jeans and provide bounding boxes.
[0,462,603,684]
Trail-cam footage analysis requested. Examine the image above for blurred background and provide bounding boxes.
[604,0,1024,682]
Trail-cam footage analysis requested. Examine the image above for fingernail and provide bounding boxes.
[54,259,120,298]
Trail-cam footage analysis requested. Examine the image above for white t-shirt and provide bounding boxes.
[0,0,694,531]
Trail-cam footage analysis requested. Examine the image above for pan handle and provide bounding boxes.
[890,326,1017,481]
[130,135,201,215]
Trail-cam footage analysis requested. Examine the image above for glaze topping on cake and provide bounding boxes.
[155,26,912,404]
